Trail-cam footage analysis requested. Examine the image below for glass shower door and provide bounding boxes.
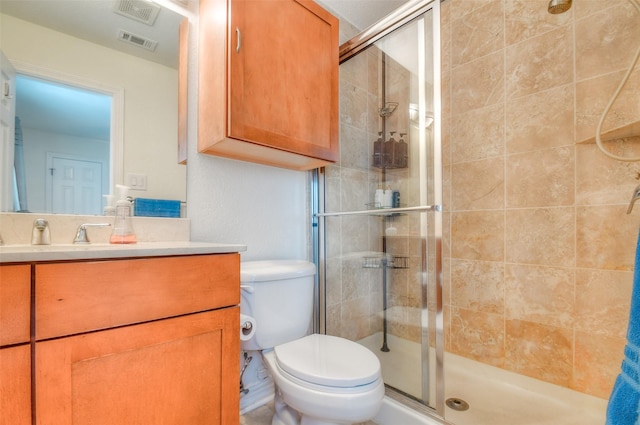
[315,0,443,417]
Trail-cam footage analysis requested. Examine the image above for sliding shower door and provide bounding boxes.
[315,0,443,417]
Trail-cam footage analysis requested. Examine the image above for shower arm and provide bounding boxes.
[594,0,640,162]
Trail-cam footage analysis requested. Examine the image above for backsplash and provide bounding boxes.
[0,213,190,245]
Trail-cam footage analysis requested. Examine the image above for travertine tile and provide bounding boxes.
[505,207,575,267]
[451,50,504,115]
[505,264,574,328]
[573,331,626,398]
[575,143,640,206]
[451,210,505,261]
[451,102,505,163]
[450,307,505,367]
[506,146,575,208]
[505,319,573,386]
[450,258,505,314]
[575,70,640,143]
[451,157,505,211]
[505,84,574,154]
[574,0,629,19]
[505,0,572,46]
[505,25,573,99]
[451,0,503,67]
[575,1,640,82]
[450,0,496,18]
[576,205,639,271]
[575,268,632,339]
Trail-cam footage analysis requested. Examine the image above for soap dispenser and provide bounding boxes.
[383,132,396,168]
[373,132,384,168]
[396,132,408,168]
[110,184,137,244]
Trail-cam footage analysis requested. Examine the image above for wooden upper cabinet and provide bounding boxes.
[198,0,339,170]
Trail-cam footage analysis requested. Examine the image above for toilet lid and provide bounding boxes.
[274,334,380,388]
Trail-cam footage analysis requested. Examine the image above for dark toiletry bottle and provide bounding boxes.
[397,132,408,168]
[383,132,396,168]
[373,132,383,167]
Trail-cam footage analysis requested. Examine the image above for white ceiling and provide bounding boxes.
[320,0,409,33]
[1,0,183,69]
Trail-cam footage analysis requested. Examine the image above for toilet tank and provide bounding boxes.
[240,260,316,350]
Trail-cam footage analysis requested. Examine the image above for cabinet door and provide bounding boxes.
[0,345,31,425]
[229,0,339,162]
[36,307,240,425]
[198,0,339,170]
[0,264,31,346]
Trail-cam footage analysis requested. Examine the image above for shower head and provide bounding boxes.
[548,0,572,14]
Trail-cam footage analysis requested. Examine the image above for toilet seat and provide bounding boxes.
[274,334,380,388]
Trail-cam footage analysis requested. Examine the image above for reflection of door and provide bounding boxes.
[46,153,102,215]
[0,50,16,211]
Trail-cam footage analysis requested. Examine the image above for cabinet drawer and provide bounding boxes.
[0,265,31,346]
[35,253,240,340]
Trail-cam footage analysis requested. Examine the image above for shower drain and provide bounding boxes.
[446,397,470,411]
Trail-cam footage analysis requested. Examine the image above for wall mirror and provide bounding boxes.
[0,0,187,215]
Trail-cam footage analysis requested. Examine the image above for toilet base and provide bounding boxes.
[271,392,355,425]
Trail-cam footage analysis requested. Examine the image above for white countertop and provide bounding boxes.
[0,241,247,263]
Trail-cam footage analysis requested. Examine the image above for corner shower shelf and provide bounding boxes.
[578,120,640,144]
[362,256,409,269]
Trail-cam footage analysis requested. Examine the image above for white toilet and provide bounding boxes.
[240,260,385,425]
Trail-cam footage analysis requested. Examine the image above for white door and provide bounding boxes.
[0,50,16,211]
[46,153,103,215]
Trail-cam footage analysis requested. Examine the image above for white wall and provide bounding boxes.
[184,8,310,262]
[0,14,186,203]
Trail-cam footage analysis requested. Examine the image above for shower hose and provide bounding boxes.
[595,0,640,161]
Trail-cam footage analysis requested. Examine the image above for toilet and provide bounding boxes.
[240,260,384,425]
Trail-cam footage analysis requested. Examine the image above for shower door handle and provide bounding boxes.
[236,27,241,53]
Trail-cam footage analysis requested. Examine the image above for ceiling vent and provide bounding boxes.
[117,29,158,51]
[113,0,161,26]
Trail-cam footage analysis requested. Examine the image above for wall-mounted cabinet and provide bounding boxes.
[198,0,339,171]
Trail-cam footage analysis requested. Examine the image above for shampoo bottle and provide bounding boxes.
[397,132,408,168]
[373,132,383,168]
[110,184,137,244]
[374,184,384,208]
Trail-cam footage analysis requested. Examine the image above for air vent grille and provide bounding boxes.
[113,0,161,26]
[117,29,158,51]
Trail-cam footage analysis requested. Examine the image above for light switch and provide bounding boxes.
[127,173,147,190]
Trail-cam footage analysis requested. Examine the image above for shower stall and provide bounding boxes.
[313,0,445,419]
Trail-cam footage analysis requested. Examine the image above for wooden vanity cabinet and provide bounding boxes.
[198,0,339,171]
[33,254,240,425]
[0,265,32,425]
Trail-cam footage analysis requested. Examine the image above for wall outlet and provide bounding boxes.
[127,173,147,190]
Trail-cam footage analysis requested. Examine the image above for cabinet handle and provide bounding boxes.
[236,27,241,53]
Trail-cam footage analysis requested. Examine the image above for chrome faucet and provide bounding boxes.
[73,223,111,244]
[31,219,51,245]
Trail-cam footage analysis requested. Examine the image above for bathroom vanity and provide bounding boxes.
[0,243,244,425]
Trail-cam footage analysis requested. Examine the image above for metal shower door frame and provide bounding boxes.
[312,0,444,419]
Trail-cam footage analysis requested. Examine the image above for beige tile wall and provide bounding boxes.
[443,0,640,398]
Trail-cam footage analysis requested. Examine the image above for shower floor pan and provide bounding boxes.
[359,333,607,425]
